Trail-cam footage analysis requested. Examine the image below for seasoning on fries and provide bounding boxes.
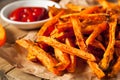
[37,36,96,61]
[65,38,76,72]
[16,0,120,79]
[16,39,61,75]
[99,15,117,70]
[70,15,104,79]
[54,48,70,71]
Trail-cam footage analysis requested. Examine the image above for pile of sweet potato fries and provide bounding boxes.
[16,0,120,79]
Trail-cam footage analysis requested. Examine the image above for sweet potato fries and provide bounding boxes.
[16,0,120,79]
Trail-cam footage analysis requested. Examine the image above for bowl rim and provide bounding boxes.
[0,0,60,25]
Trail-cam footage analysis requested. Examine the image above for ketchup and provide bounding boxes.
[9,7,48,22]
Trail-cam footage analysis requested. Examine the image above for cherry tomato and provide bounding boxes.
[9,7,48,22]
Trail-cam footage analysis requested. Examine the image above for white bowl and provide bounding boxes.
[0,0,60,30]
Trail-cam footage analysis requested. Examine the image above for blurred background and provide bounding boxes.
[0,0,118,10]
[0,0,18,10]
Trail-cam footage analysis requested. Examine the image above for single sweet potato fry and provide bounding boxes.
[87,61,105,79]
[54,48,70,71]
[99,15,117,70]
[70,16,87,50]
[86,21,108,46]
[65,38,76,72]
[108,57,120,77]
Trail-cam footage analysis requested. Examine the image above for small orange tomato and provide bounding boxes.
[0,24,6,46]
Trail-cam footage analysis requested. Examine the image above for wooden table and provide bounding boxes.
[0,58,42,80]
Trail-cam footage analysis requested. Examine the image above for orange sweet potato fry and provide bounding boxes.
[99,15,117,70]
[54,48,70,71]
[86,21,108,46]
[87,61,105,79]
[108,57,120,77]
[65,38,76,72]
[70,16,87,50]
[80,6,100,14]
[91,39,106,51]
[37,10,65,36]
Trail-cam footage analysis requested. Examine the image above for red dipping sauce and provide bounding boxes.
[8,7,48,22]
